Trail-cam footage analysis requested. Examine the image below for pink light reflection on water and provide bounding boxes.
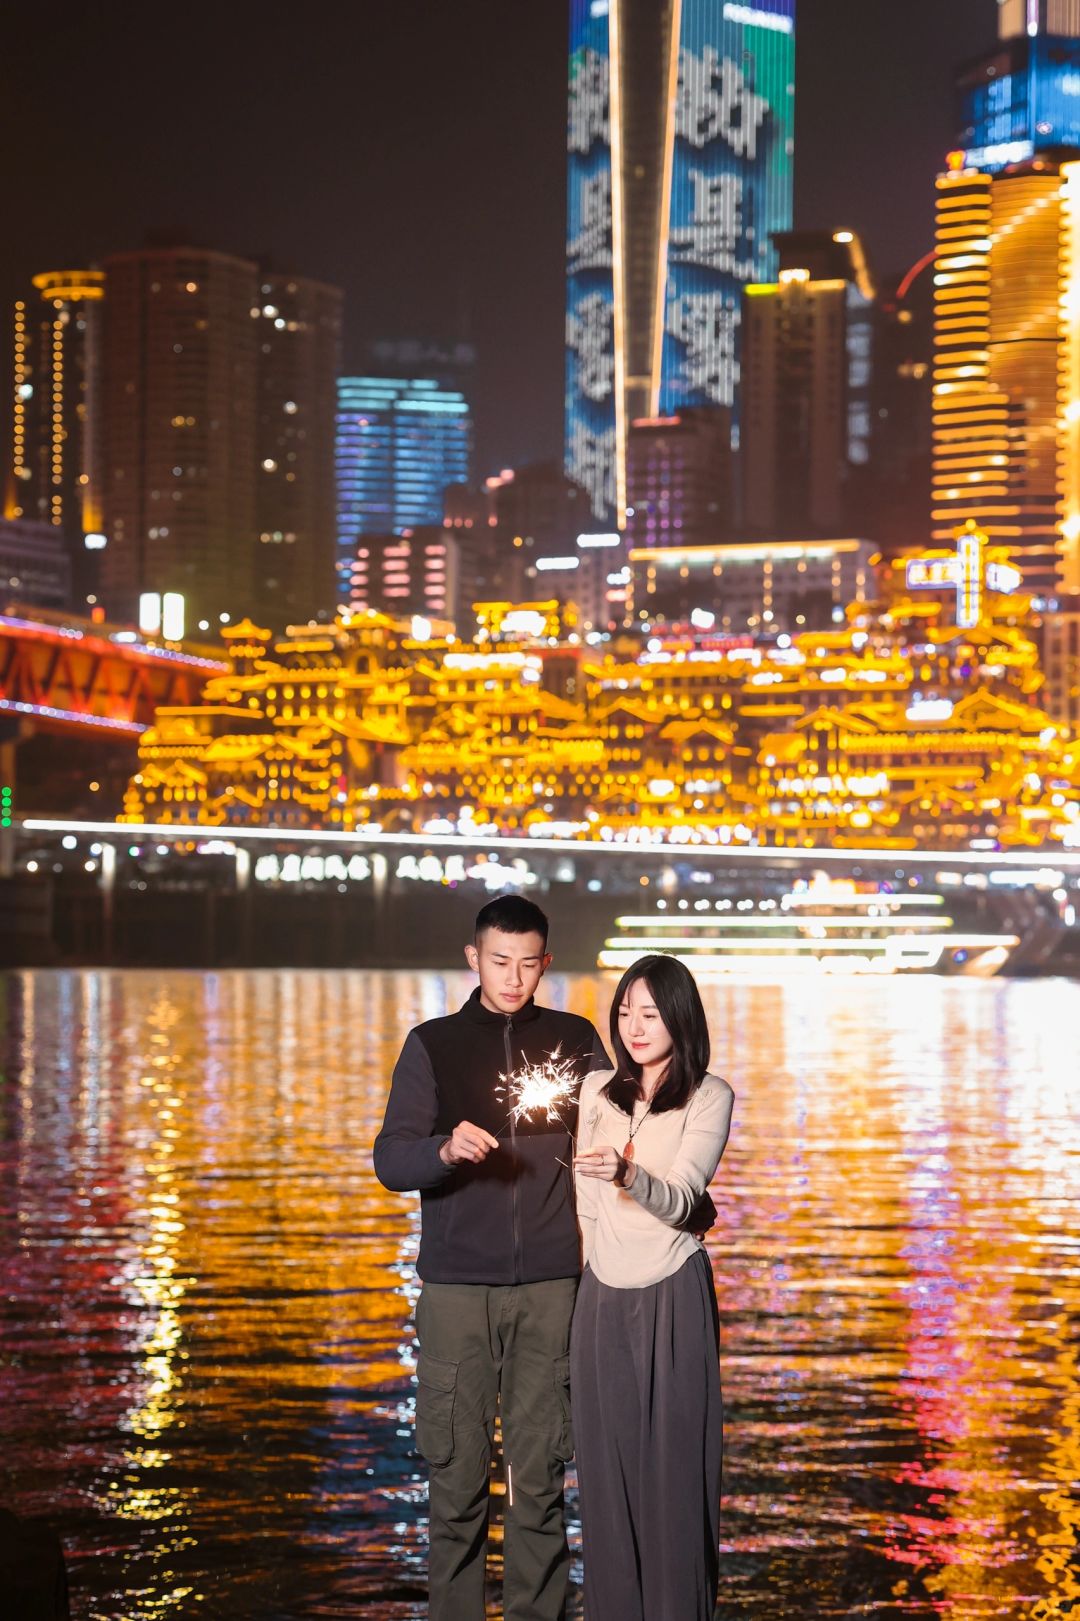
[0,968,1077,1619]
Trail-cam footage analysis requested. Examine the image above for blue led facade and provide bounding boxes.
[335,376,471,594]
[565,0,795,522]
[956,34,1080,170]
[659,1,796,416]
[566,0,616,522]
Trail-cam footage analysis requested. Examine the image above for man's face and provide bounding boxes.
[465,927,551,1015]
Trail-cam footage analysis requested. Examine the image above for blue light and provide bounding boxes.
[958,34,1080,171]
[565,0,616,520]
[335,376,472,598]
[658,0,796,414]
[564,0,795,520]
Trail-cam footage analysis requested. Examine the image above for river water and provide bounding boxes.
[1,968,1078,1620]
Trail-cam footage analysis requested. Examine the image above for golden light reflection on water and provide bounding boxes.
[112,994,190,1552]
[0,968,1078,1619]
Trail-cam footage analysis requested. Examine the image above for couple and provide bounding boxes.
[373,895,734,1620]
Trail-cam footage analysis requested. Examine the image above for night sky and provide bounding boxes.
[4,0,989,475]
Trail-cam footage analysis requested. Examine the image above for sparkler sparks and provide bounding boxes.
[499,1046,581,1128]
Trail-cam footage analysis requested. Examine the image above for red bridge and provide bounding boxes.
[0,610,228,737]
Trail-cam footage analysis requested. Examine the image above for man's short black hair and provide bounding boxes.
[474,894,550,947]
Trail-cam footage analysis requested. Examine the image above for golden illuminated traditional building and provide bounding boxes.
[121,532,1080,852]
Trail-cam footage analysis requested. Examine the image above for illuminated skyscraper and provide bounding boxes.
[100,246,259,630]
[335,376,472,597]
[254,270,343,625]
[625,407,733,553]
[741,230,874,536]
[565,0,796,523]
[345,527,459,625]
[955,0,1080,171]
[931,155,1080,592]
[8,270,105,600]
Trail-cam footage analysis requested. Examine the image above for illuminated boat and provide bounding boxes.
[598,874,1019,977]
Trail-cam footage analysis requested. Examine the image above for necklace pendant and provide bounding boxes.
[623,1142,634,1160]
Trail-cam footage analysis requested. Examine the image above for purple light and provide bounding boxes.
[0,698,146,734]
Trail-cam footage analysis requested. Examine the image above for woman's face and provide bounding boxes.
[618,976,674,1071]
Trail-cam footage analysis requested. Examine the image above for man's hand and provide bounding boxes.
[685,1189,717,1239]
[440,1121,501,1167]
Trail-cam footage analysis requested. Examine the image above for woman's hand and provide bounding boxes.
[574,1148,637,1188]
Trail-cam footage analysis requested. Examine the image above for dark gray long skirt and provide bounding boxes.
[569,1248,723,1621]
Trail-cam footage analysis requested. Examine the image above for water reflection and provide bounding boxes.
[1,969,1078,1618]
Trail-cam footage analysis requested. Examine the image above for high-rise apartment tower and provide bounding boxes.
[741,230,874,536]
[8,270,105,601]
[254,270,342,625]
[99,246,341,630]
[100,246,259,629]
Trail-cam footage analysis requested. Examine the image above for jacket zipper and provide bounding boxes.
[505,1015,523,1283]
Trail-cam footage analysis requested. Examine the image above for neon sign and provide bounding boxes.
[905,523,1018,629]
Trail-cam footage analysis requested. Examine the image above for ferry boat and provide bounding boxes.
[598,874,1020,977]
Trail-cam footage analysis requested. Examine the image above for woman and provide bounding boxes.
[572,953,734,1621]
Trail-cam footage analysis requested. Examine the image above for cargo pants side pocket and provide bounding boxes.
[415,1352,459,1468]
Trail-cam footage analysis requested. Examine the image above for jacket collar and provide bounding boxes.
[461,985,543,1026]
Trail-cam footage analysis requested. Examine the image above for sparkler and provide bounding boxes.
[499,1045,581,1130]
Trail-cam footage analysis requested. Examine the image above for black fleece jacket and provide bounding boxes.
[373,988,610,1285]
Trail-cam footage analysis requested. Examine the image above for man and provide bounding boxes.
[373,894,609,1621]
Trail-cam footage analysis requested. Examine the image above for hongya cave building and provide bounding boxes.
[121,567,1080,852]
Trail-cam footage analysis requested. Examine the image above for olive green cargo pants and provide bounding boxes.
[415,1276,578,1621]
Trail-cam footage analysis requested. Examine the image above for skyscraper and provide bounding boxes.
[254,270,343,625]
[8,269,105,601]
[345,527,459,625]
[624,407,733,552]
[956,0,1080,171]
[335,376,472,596]
[931,154,1080,592]
[565,0,796,524]
[99,245,342,631]
[867,264,933,556]
[100,246,259,630]
[741,230,874,536]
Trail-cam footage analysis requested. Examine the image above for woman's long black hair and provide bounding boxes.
[603,954,711,1116]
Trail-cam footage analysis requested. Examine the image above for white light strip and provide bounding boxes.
[16,819,1080,870]
[606,936,893,952]
[723,3,793,32]
[784,894,946,909]
[651,0,682,415]
[0,700,146,734]
[602,930,1018,954]
[612,914,953,930]
[596,951,1005,976]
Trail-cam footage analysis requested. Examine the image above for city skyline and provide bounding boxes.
[3,14,1080,1620]
[4,0,989,479]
